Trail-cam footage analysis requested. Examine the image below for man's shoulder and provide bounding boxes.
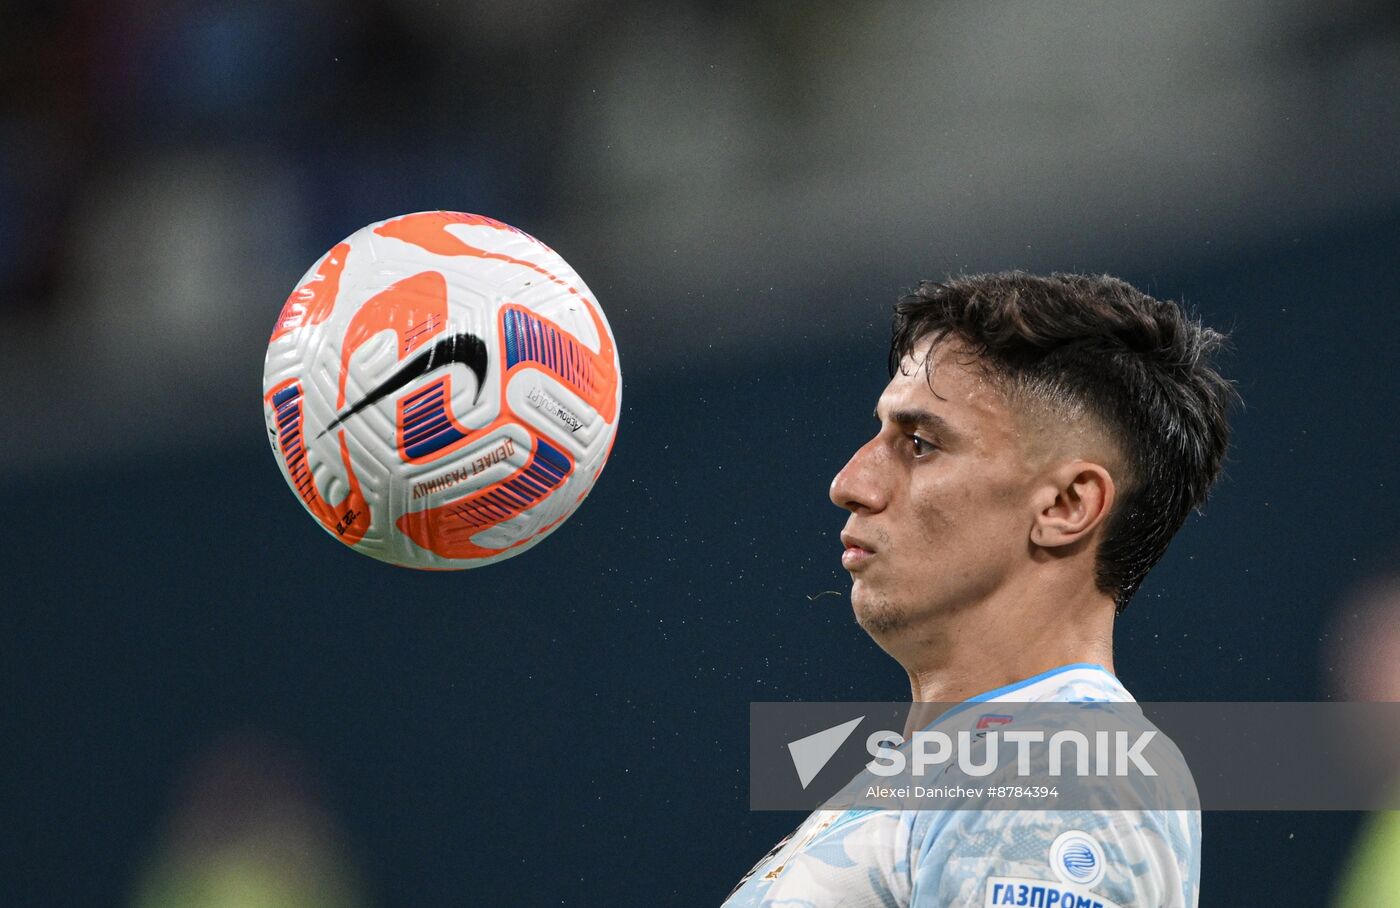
[1022,664,1134,705]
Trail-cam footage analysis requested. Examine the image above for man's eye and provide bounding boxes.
[909,435,936,456]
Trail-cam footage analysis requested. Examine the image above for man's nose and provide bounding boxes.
[829,437,889,513]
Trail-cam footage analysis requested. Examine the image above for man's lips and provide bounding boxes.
[840,532,876,570]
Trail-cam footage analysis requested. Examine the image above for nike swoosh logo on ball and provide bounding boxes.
[319,332,489,437]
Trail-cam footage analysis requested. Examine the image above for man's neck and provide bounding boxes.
[894,578,1117,704]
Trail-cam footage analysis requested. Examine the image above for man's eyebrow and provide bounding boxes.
[877,407,959,439]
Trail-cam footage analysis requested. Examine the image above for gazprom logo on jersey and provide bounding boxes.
[864,726,1158,778]
[984,876,1121,908]
[982,832,1117,908]
[1050,830,1106,887]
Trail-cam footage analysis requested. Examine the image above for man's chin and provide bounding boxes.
[851,588,908,637]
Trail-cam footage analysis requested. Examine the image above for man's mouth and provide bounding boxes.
[840,532,876,570]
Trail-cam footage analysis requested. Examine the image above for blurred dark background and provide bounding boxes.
[4,1,1399,905]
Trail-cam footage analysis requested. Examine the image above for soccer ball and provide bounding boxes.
[262,211,621,569]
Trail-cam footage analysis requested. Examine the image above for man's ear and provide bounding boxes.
[1029,461,1116,549]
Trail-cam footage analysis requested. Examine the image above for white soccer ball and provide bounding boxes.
[262,211,621,569]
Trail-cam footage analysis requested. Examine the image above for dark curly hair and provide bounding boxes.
[890,272,1236,613]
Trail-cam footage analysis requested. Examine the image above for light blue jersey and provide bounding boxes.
[725,665,1200,907]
